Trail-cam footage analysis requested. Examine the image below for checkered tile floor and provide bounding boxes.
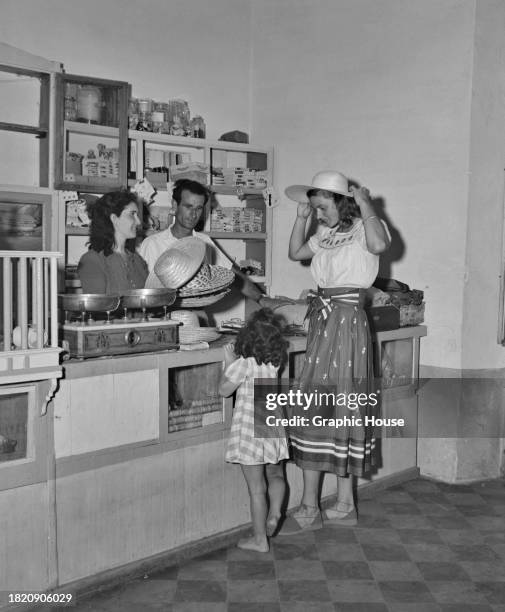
[66,478,505,611]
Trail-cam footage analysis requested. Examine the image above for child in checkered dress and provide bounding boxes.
[219,308,289,552]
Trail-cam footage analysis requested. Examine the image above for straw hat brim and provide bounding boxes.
[153,237,206,289]
[175,289,231,307]
[179,326,221,344]
[285,184,352,203]
[178,266,235,297]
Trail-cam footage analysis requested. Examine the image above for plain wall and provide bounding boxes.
[250,0,485,370]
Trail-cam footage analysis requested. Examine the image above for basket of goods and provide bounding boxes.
[366,279,425,330]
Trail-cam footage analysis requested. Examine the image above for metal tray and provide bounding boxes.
[120,288,177,309]
[59,293,121,313]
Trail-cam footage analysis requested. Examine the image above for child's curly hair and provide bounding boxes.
[234,308,288,369]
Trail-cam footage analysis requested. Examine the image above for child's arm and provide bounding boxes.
[218,344,244,397]
[219,374,240,398]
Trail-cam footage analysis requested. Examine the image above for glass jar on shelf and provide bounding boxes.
[190,115,206,139]
[151,111,165,133]
[153,102,170,133]
[76,85,103,124]
[64,83,78,121]
[137,98,153,131]
[168,99,190,135]
[128,97,139,129]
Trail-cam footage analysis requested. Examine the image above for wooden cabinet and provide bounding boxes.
[54,73,129,192]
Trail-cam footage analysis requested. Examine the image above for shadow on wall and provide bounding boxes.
[372,197,405,279]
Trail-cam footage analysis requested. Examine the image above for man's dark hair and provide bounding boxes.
[172,179,209,205]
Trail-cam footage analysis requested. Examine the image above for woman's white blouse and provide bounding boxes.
[308,218,390,289]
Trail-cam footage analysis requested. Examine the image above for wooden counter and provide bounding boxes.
[0,326,426,600]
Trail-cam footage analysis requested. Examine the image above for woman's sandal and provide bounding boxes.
[322,502,358,527]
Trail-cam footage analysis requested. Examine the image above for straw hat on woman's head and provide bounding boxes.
[285,171,352,203]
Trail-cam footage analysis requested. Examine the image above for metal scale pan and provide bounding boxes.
[59,293,121,323]
[120,288,177,320]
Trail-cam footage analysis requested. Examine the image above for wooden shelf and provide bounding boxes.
[0,122,47,137]
[64,120,119,138]
[128,130,271,153]
[57,175,122,193]
[210,185,265,196]
[206,232,267,240]
[128,129,207,148]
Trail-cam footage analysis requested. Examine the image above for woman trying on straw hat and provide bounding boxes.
[279,171,391,535]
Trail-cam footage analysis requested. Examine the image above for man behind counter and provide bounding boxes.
[139,179,288,308]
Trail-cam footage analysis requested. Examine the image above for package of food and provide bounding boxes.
[169,162,209,184]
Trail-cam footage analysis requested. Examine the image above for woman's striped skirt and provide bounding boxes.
[289,287,378,477]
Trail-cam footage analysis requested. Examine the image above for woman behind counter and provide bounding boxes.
[78,191,148,294]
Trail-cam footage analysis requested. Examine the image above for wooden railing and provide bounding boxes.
[1,251,62,352]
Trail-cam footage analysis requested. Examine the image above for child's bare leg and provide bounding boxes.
[265,462,285,535]
[239,464,269,552]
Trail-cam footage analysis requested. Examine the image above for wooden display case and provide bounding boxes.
[54,73,129,192]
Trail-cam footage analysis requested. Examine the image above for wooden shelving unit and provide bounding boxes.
[128,129,274,292]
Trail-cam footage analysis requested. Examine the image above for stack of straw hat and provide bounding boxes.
[170,309,220,344]
[145,236,235,307]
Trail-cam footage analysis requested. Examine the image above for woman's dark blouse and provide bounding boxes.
[78,250,148,294]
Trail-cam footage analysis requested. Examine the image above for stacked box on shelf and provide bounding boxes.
[169,162,209,184]
[220,168,268,189]
[83,145,120,178]
[211,207,263,233]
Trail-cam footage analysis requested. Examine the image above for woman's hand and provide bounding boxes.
[297,202,312,219]
[350,186,372,212]
[259,295,296,310]
[289,202,315,261]
[350,185,390,254]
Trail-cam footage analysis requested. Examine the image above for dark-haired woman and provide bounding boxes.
[78,191,148,294]
[281,171,391,534]
[219,308,290,553]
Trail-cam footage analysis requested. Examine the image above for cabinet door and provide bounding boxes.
[0,65,51,187]
[54,73,129,193]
